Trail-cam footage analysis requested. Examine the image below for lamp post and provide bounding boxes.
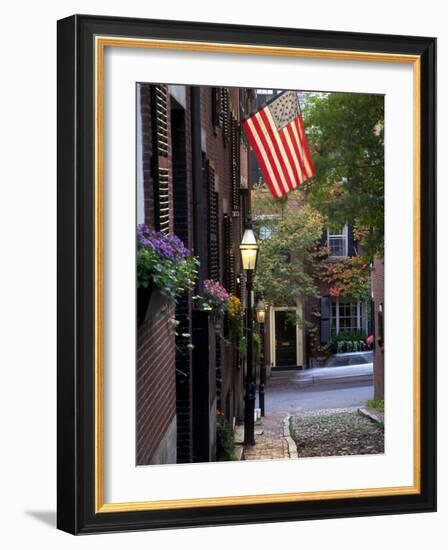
[256,298,266,417]
[255,299,266,324]
[240,219,258,446]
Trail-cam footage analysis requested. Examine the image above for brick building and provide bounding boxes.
[136,84,255,465]
[254,190,373,370]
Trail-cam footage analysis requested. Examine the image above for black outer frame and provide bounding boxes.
[57,14,436,535]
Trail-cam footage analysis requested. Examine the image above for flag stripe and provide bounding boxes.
[286,121,308,183]
[241,92,315,199]
[291,118,313,180]
[260,108,295,192]
[243,118,281,198]
[282,124,305,184]
[293,117,313,179]
[252,112,289,196]
[255,109,289,194]
[278,127,301,188]
[297,115,316,176]
[247,115,283,197]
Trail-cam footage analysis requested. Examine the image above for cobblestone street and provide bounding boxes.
[290,407,384,457]
[242,366,380,461]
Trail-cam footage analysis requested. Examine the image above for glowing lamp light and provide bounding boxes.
[240,228,258,271]
[256,298,266,324]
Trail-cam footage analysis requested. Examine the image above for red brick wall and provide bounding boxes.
[136,307,176,464]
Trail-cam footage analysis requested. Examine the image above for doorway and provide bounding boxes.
[275,310,297,367]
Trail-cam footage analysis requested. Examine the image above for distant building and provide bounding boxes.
[253,189,373,370]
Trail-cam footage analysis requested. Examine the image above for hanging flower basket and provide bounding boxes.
[136,225,199,326]
[202,279,230,321]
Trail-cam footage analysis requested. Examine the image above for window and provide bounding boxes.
[258,225,273,240]
[328,224,348,257]
[331,298,367,336]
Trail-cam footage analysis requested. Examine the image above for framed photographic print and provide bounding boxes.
[57,14,436,534]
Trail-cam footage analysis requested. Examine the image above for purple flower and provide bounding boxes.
[137,224,190,263]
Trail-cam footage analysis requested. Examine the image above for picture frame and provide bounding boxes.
[57,14,436,534]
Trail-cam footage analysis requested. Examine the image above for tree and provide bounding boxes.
[253,197,325,307]
[302,92,384,260]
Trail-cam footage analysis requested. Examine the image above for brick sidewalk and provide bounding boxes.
[243,411,291,460]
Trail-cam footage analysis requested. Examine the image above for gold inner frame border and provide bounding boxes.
[94,35,421,514]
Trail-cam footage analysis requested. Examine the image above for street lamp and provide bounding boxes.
[240,219,258,446]
[256,298,266,324]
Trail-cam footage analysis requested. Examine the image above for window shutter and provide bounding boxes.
[208,165,220,281]
[347,225,357,257]
[221,88,231,144]
[154,85,169,157]
[223,214,235,294]
[211,87,222,130]
[231,117,240,216]
[320,296,331,343]
[320,229,328,248]
[151,84,170,234]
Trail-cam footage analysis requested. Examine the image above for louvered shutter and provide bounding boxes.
[347,225,357,257]
[320,296,331,343]
[223,214,235,294]
[151,84,170,234]
[231,117,240,216]
[321,229,328,248]
[208,165,220,281]
[221,88,231,144]
[211,87,222,131]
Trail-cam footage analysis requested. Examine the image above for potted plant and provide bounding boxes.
[137,224,199,324]
[202,279,230,321]
[227,294,243,341]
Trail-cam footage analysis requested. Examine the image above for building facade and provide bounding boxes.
[136,84,255,465]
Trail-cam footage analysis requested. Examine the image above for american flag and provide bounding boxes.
[242,91,315,199]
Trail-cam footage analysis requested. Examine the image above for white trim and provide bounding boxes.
[331,298,368,335]
[270,305,303,367]
[104,44,414,504]
[136,85,145,224]
[328,223,349,257]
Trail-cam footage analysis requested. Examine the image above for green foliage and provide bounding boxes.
[331,329,367,353]
[238,337,247,359]
[253,331,262,360]
[367,399,385,413]
[302,92,384,260]
[216,413,236,461]
[254,202,325,305]
[137,247,199,305]
[317,255,372,300]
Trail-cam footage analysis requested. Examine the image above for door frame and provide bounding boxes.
[269,303,304,367]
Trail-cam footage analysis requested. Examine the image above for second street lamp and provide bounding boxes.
[240,219,258,446]
[256,298,266,324]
